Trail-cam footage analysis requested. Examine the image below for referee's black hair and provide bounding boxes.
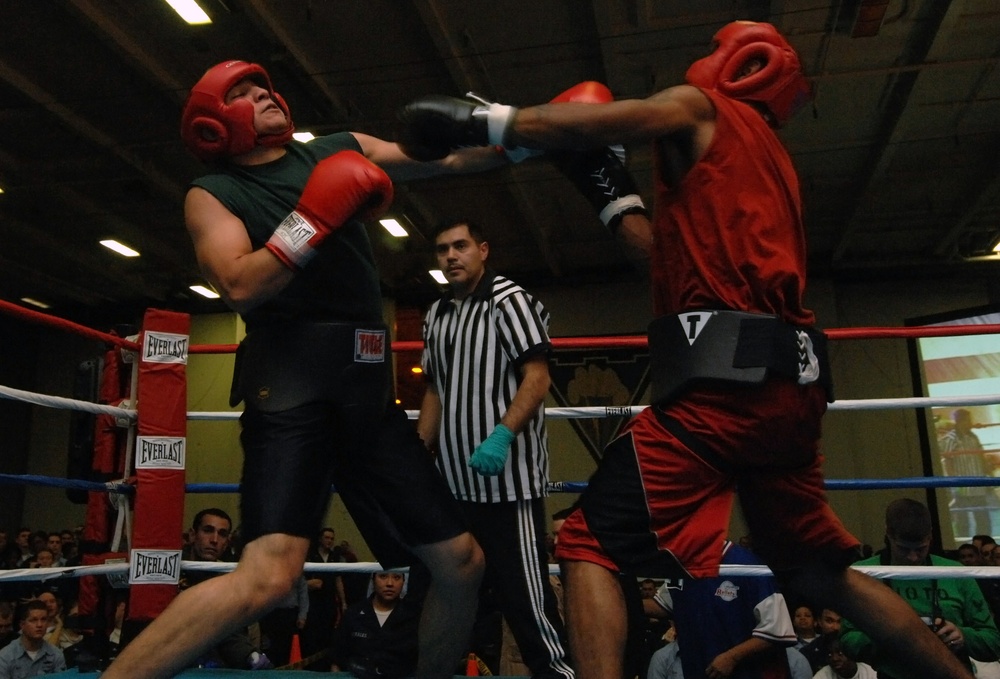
[433,218,486,244]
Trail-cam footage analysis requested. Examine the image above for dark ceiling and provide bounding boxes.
[0,0,998,327]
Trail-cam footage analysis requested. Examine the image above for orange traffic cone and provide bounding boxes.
[466,653,479,676]
[289,633,302,665]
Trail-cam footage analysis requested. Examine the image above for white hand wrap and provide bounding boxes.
[598,194,646,228]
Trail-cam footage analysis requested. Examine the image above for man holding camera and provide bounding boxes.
[840,499,1000,677]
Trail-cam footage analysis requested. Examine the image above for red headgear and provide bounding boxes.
[181,60,294,162]
[684,21,812,127]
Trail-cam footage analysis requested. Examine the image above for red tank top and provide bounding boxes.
[650,89,814,326]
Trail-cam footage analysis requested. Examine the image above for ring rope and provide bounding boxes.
[6,473,1000,496]
[1,561,998,583]
[0,298,138,350]
[0,383,136,420]
[184,392,1000,423]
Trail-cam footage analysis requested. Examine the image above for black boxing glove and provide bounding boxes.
[396,94,518,161]
[553,147,647,232]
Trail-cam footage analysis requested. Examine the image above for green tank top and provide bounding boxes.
[191,132,384,328]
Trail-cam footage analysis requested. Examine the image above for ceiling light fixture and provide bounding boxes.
[292,132,315,143]
[99,240,140,258]
[379,218,408,238]
[429,270,448,285]
[164,0,211,25]
[20,297,50,309]
[189,285,220,299]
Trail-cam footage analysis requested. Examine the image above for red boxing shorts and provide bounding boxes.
[555,378,860,578]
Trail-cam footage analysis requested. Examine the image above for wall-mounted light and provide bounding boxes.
[99,239,140,257]
[411,366,423,374]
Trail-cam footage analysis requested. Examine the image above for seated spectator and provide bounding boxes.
[645,539,802,679]
[331,571,420,679]
[0,603,15,649]
[799,609,842,673]
[36,593,81,651]
[976,535,998,563]
[0,599,66,677]
[841,498,1000,678]
[791,605,818,649]
[812,636,876,679]
[957,543,983,567]
[179,508,271,671]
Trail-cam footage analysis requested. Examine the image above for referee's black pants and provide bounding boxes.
[462,498,574,679]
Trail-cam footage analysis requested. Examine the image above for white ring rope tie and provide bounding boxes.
[3,562,1000,582]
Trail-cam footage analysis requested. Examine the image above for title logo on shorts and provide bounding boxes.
[129,549,181,585]
[678,311,713,346]
[355,329,386,363]
[143,331,189,365]
[715,580,740,602]
[136,436,186,469]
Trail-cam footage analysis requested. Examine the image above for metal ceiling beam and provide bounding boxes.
[408,0,563,278]
[65,0,189,103]
[411,0,494,96]
[830,0,955,264]
[0,58,186,205]
[240,0,351,120]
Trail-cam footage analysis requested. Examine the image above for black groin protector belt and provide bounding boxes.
[648,310,833,405]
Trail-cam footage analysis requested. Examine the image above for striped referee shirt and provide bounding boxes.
[422,270,551,503]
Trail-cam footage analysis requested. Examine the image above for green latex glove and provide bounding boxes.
[468,424,515,476]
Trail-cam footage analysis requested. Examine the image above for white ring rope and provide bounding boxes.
[0,383,136,421]
[3,562,1000,582]
[185,392,1000,422]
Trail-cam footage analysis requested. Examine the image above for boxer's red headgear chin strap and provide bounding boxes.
[181,60,295,162]
[684,21,812,128]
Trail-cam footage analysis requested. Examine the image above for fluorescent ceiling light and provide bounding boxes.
[189,285,220,299]
[0,186,5,194]
[993,240,1000,253]
[164,0,211,24]
[21,297,50,309]
[429,269,448,285]
[100,239,140,257]
[379,218,408,238]
[292,132,315,142]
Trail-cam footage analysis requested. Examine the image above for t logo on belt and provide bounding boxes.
[678,312,712,345]
[355,329,386,363]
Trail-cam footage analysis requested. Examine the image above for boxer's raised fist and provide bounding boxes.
[396,94,517,161]
[266,150,393,270]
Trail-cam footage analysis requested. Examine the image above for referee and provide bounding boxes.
[417,219,573,679]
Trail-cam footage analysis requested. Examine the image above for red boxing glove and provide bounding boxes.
[549,81,613,105]
[548,82,646,231]
[266,150,394,270]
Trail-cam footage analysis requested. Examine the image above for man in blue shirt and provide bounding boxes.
[0,600,66,679]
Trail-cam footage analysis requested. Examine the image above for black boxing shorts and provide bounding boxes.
[235,322,468,566]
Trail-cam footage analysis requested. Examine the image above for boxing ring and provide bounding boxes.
[3,297,1000,677]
